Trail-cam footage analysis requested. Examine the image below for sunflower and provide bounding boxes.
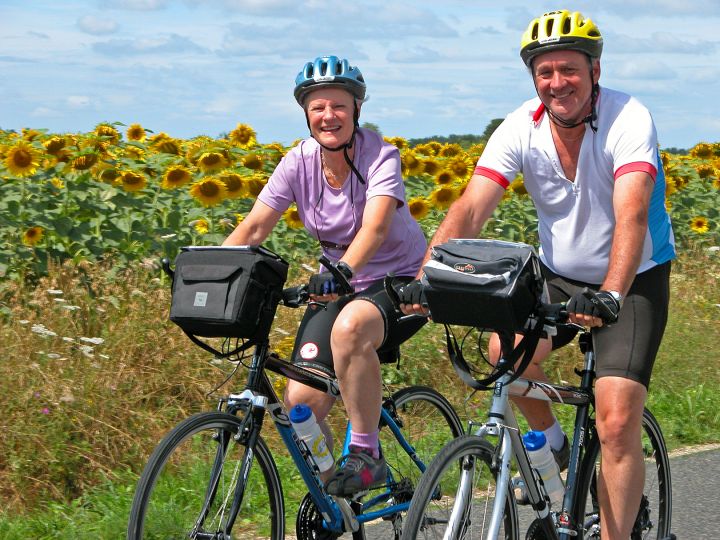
[190,218,210,234]
[690,143,714,160]
[664,177,677,197]
[242,153,264,170]
[245,174,267,198]
[384,136,408,150]
[447,156,474,181]
[695,164,716,179]
[22,128,42,141]
[126,123,147,142]
[689,216,709,234]
[43,136,66,155]
[50,177,65,189]
[229,123,257,149]
[97,167,120,184]
[119,170,147,192]
[71,152,99,171]
[235,213,245,225]
[4,141,40,176]
[439,144,463,158]
[94,123,120,143]
[408,197,430,220]
[161,165,193,189]
[401,151,424,177]
[283,205,303,229]
[423,159,440,177]
[123,145,146,160]
[713,178,720,190]
[429,186,458,210]
[189,177,228,207]
[197,151,228,174]
[218,171,245,198]
[156,138,181,155]
[509,176,528,195]
[434,170,454,185]
[22,226,44,246]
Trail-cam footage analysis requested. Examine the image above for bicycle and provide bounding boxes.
[126,250,464,539]
[400,299,674,540]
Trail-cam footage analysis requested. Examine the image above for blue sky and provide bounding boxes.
[2,0,719,149]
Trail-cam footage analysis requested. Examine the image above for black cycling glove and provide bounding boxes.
[397,279,427,308]
[566,287,621,324]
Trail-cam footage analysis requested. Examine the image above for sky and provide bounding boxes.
[2,0,720,149]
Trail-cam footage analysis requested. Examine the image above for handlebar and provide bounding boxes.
[318,254,354,296]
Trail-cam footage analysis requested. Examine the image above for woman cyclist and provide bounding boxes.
[223,55,427,496]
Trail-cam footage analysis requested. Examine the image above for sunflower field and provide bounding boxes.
[1,122,719,282]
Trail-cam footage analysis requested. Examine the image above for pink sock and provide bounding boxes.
[350,430,380,459]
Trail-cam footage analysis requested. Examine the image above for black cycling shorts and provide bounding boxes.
[542,261,671,389]
[291,276,426,377]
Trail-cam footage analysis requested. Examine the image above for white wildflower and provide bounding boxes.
[53,298,67,303]
[46,353,62,359]
[31,324,57,337]
[80,336,105,345]
[708,246,720,252]
[19,320,30,325]
[46,289,64,295]
[62,337,75,343]
[62,305,81,311]
[78,344,94,357]
[160,233,177,239]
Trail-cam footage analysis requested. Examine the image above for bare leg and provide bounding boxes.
[330,299,385,435]
[594,376,647,540]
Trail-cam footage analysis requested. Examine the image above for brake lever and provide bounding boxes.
[318,254,354,295]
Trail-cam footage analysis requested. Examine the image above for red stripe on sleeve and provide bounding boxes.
[474,166,510,189]
[532,103,546,125]
[614,162,658,182]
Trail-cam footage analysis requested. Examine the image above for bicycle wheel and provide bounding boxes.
[373,385,464,538]
[575,408,672,540]
[127,411,284,540]
[401,435,519,540]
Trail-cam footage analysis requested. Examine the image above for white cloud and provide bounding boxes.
[612,60,677,80]
[93,34,207,56]
[387,46,442,63]
[66,96,91,109]
[30,107,61,118]
[102,0,167,10]
[77,15,119,35]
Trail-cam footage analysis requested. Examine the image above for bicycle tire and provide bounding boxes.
[127,411,284,539]
[372,385,464,539]
[574,408,672,539]
[401,434,519,540]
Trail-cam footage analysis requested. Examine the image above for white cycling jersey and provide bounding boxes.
[476,86,675,283]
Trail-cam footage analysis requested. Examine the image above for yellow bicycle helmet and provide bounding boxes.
[520,10,603,66]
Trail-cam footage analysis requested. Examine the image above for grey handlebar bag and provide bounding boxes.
[422,239,544,333]
[169,246,289,356]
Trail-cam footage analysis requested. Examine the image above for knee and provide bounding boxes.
[596,410,642,459]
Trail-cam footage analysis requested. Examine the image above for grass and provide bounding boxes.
[0,249,718,537]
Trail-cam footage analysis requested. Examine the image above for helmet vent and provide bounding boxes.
[545,18,554,37]
[320,62,327,76]
[531,22,539,40]
[562,17,571,34]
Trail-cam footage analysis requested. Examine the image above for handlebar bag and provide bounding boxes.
[169,246,288,340]
[422,239,544,332]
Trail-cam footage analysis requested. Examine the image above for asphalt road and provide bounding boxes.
[332,444,720,539]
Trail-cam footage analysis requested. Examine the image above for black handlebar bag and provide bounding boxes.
[422,239,544,333]
[169,246,289,355]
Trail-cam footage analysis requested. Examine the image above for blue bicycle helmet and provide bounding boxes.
[294,55,366,106]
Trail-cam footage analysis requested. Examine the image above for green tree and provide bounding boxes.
[361,122,382,135]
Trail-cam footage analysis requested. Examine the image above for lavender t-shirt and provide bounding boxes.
[258,128,427,290]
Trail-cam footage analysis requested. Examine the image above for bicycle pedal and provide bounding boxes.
[511,476,531,505]
[332,496,359,533]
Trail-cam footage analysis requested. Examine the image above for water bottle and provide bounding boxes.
[523,430,564,508]
[289,404,334,472]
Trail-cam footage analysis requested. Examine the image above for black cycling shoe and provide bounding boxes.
[325,446,387,497]
[552,435,570,472]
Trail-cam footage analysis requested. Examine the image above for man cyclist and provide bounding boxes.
[224,55,427,496]
[400,10,675,539]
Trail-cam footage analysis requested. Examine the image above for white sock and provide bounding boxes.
[543,420,566,451]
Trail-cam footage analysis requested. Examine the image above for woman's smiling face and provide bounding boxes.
[305,87,357,148]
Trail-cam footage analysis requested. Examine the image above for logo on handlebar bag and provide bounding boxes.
[453,263,476,273]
